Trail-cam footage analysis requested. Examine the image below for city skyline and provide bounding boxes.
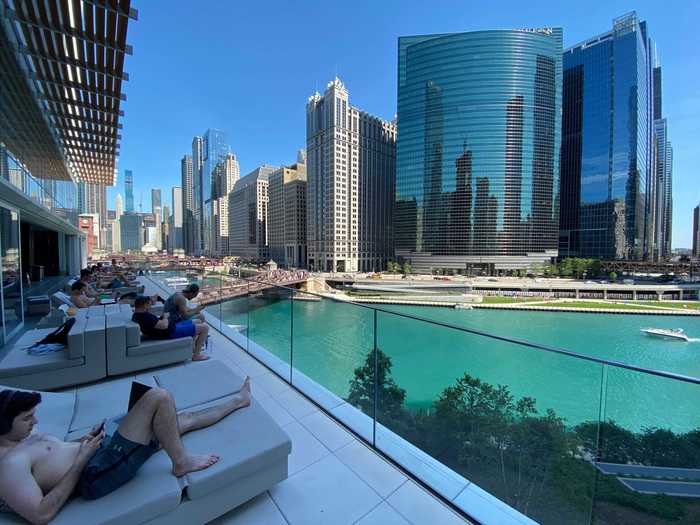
[106,1,698,248]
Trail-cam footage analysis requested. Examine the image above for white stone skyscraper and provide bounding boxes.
[306,78,396,272]
[113,193,123,252]
[171,186,184,255]
[213,152,240,255]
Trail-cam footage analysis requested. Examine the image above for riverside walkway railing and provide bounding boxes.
[150,268,700,525]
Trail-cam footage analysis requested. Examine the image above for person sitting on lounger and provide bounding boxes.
[164,283,205,323]
[0,377,251,523]
[78,269,100,299]
[70,281,96,309]
[132,295,210,361]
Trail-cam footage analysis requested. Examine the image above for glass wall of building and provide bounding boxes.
[395,28,562,273]
[0,204,23,345]
[559,13,651,260]
[0,144,79,228]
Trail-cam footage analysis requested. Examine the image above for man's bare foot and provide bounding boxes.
[236,377,252,408]
[192,354,210,362]
[172,453,220,477]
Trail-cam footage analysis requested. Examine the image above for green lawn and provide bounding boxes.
[530,301,669,311]
[633,301,700,310]
[480,296,547,304]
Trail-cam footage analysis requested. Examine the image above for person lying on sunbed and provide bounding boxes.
[0,378,251,524]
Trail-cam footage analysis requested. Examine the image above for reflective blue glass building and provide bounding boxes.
[192,129,229,255]
[395,28,562,274]
[559,12,652,260]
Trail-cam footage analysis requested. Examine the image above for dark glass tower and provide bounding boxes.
[395,28,562,273]
[559,12,653,260]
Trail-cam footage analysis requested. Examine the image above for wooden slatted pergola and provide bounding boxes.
[0,0,137,185]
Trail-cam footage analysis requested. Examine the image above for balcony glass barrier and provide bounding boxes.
[147,268,700,525]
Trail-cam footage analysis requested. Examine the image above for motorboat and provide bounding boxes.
[454,304,473,310]
[640,328,690,342]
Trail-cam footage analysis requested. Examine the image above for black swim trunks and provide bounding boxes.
[77,429,159,500]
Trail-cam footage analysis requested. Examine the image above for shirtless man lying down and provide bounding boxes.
[0,378,251,524]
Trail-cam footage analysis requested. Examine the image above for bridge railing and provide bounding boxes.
[150,267,700,525]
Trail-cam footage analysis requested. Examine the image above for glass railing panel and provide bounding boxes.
[291,296,375,440]
[594,365,700,524]
[243,279,293,381]
[375,309,603,525]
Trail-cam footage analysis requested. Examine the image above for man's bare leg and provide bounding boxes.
[177,377,251,435]
[116,388,219,477]
[191,323,209,361]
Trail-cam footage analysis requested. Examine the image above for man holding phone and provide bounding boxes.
[132,295,210,361]
[0,377,251,523]
[163,283,206,323]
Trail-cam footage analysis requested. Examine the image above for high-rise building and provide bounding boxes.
[653,119,673,259]
[171,186,184,255]
[120,212,143,252]
[560,13,656,260]
[77,182,87,214]
[306,78,397,273]
[213,152,240,255]
[151,189,162,216]
[79,214,97,257]
[693,205,700,259]
[153,206,163,250]
[113,194,123,252]
[124,170,134,212]
[191,130,230,255]
[228,165,278,259]
[181,154,195,254]
[268,161,307,268]
[161,204,170,252]
[395,29,562,274]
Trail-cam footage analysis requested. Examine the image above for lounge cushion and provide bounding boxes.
[0,348,83,378]
[50,451,182,525]
[126,321,141,348]
[155,361,242,410]
[181,395,291,500]
[70,374,157,432]
[127,338,191,358]
[10,327,57,348]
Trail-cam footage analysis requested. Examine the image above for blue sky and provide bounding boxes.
[112,0,700,248]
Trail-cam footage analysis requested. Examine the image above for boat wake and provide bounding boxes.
[686,338,700,343]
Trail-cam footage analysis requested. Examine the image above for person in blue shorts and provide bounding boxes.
[132,295,210,361]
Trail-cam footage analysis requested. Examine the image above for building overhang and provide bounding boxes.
[0,0,136,186]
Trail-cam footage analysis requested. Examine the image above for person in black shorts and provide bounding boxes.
[0,378,251,522]
[131,296,210,361]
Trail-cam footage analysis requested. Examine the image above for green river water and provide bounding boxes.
[213,296,700,434]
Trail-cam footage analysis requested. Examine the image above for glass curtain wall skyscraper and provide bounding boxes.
[559,12,657,260]
[191,130,229,255]
[124,170,134,212]
[394,28,562,274]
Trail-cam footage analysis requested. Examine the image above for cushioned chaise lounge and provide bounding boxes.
[104,303,191,376]
[0,316,106,390]
[0,360,291,524]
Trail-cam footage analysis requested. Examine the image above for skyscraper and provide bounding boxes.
[228,165,278,259]
[181,154,194,254]
[560,12,656,260]
[693,205,700,259]
[124,170,134,212]
[306,78,397,273]
[395,28,562,274]
[171,186,184,255]
[151,189,162,216]
[213,152,240,255]
[191,130,230,255]
[120,212,143,252]
[113,193,123,252]
[268,161,307,267]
